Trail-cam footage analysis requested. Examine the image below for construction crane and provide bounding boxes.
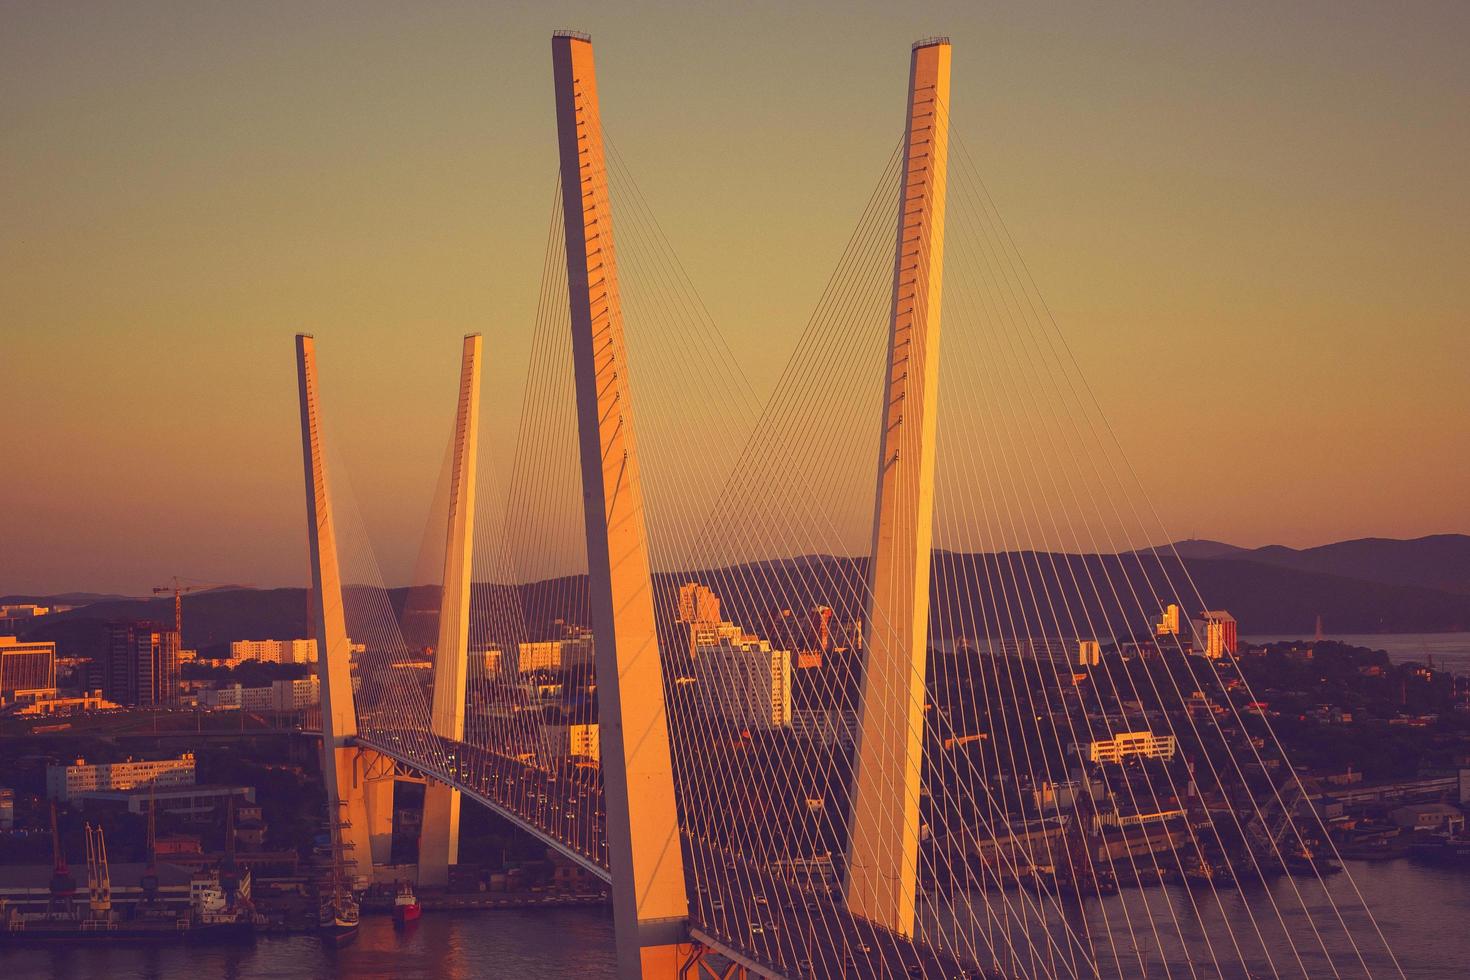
[151,576,252,640]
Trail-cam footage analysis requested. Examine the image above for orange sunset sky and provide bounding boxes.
[3,1,1467,595]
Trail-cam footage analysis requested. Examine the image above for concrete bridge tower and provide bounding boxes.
[419,333,483,887]
[845,37,951,938]
[295,334,375,883]
[552,31,689,980]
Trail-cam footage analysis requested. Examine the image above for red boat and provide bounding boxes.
[392,884,421,926]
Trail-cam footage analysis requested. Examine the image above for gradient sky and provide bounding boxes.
[4,1,1467,596]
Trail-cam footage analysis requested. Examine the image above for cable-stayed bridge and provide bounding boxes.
[292,32,1401,980]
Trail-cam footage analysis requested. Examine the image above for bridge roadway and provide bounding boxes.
[355,730,992,980]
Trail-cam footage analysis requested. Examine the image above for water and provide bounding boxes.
[3,861,1466,977]
[0,907,617,980]
[1243,632,1470,675]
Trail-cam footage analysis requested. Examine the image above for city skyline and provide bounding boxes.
[5,3,1468,595]
[1,14,1462,976]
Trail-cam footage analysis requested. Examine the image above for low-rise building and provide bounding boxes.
[0,636,58,705]
[11,690,120,716]
[203,677,319,712]
[1073,730,1178,765]
[791,708,858,747]
[518,629,595,674]
[1389,802,1465,834]
[542,723,601,765]
[229,638,317,664]
[46,753,197,801]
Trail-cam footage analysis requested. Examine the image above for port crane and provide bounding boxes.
[1246,779,1312,860]
[48,801,76,914]
[84,823,111,921]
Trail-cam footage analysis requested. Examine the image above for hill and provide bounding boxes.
[19,535,1470,659]
[18,588,309,661]
[1240,534,1470,596]
[1148,539,1248,560]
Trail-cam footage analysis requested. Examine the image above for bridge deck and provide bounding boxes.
[354,731,992,979]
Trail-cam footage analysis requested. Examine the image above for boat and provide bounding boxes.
[392,883,422,926]
[1283,843,1341,876]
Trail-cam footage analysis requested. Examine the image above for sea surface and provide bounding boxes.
[1243,631,1470,675]
[3,859,1468,978]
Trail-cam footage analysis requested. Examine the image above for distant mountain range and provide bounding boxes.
[11,534,1468,659]
[1144,534,1470,596]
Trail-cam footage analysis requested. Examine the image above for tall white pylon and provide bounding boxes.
[296,334,374,882]
[419,333,483,888]
[552,31,689,980]
[846,37,951,938]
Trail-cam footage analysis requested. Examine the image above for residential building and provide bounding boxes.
[0,787,13,830]
[791,708,858,747]
[270,676,320,710]
[47,753,197,801]
[471,647,504,678]
[102,621,180,706]
[692,628,792,730]
[518,627,595,674]
[544,723,601,765]
[229,638,317,664]
[0,603,50,618]
[1072,730,1178,765]
[1155,603,1181,637]
[0,636,57,705]
[0,604,62,632]
[676,582,721,627]
[203,677,319,712]
[1191,610,1238,659]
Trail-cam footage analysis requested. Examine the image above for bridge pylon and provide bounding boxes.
[419,333,483,887]
[845,37,951,937]
[551,31,689,980]
[295,334,375,883]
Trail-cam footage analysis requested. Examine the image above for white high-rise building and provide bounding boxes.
[692,629,792,730]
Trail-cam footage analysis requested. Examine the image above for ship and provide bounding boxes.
[189,868,255,939]
[1410,833,1470,864]
[318,891,360,946]
[392,882,421,926]
[317,802,360,946]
